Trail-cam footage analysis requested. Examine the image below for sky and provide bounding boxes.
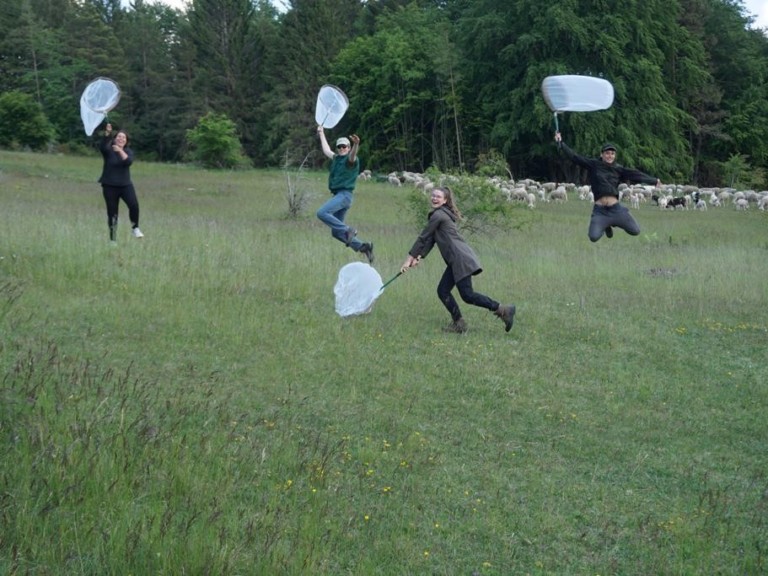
[745,0,768,28]
[124,0,768,30]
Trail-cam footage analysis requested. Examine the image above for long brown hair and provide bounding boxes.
[435,186,463,220]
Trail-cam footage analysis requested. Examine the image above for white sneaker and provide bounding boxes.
[132,227,144,238]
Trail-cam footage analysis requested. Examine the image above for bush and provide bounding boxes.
[185,112,250,169]
[0,92,55,150]
[474,149,512,179]
[405,172,528,236]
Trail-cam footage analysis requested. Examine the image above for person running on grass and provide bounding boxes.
[98,123,144,242]
[316,127,373,263]
[555,131,661,242]
[400,186,515,334]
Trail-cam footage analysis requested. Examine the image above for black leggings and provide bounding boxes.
[437,267,499,322]
[102,184,139,240]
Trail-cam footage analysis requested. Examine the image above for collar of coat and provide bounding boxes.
[429,205,457,222]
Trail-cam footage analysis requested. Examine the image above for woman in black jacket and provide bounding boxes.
[400,186,515,334]
[98,123,143,242]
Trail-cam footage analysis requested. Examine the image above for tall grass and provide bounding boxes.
[1,150,767,574]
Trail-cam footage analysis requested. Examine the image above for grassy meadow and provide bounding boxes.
[1,149,767,575]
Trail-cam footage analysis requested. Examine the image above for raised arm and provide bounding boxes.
[555,132,592,169]
[317,126,334,159]
[347,134,360,165]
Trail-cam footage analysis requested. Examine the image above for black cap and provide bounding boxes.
[601,143,617,152]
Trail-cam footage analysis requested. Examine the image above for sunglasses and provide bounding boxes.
[337,144,349,149]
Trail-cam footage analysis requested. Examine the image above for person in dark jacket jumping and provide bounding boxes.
[400,186,515,334]
[98,123,143,242]
[555,132,661,242]
[316,127,373,263]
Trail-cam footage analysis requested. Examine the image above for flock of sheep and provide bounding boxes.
[359,169,768,212]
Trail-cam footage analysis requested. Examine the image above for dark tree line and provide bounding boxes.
[1,0,767,186]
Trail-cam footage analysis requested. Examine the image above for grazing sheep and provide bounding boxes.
[401,171,420,184]
[387,173,402,187]
[695,198,707,211]
[758,195,768,211]
[718,190,732,204]
[541,182,557,193]
[526,192,536,209]
[549,185,568,203]
[630,193,640,209]
[358,169,372,181]
[735,198,749,210]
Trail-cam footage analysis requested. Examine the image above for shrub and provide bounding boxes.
[405,172,527,236]
[185,112,249,169]
[474,149,512,179]
[282,151,315,219]
[0,92,55,150]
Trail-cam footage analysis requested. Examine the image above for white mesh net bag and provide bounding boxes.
[334,262,384,317]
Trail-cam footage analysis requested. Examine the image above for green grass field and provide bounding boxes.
[1,150,767,575]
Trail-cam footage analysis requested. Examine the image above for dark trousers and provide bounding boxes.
[102,184,140,240]
[437,267,499,322]
[588,203,640,242]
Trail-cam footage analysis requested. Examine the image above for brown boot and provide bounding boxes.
[443,318,467,334]
[494,305,516,332]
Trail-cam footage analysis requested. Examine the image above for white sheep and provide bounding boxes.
[735,198,749,210]
[549,186,568,202]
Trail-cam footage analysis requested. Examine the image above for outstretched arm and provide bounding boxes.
[317,126,334,159]
[400,255,422,273]
[555,133,592,169]
[621,166,661,187]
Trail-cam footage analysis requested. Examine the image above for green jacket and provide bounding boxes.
[328,154,360,193]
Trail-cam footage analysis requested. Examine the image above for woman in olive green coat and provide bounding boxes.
[400,186,515,334]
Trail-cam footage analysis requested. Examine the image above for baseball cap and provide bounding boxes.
[601,143,617,152]
[336,137,351,147]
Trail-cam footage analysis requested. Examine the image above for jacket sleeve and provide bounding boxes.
[559,142,594,170]
[620,166,656,185]
[408,211,442,258]
[99,135,112,155]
